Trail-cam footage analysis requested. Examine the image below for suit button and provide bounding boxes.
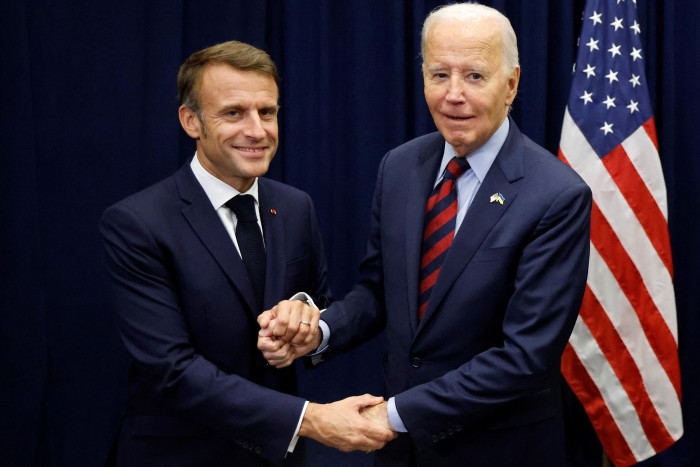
[432,435,439,443]
[439,432,446,439]
[254,446,262,455]
[410,357,422,368]
[455,425,462,432]
[447,428,454,436]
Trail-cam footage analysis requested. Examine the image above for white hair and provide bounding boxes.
[421,2,520,76]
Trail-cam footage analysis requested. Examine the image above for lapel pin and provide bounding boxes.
[490,193,505,205]
[270,209,277,215]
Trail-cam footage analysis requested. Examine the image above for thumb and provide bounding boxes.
[352,394,385,410]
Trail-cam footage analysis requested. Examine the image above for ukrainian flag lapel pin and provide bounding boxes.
[489,193,505,205]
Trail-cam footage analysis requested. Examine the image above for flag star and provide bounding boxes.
[605,70,619,83]
[627,100,640,113]
[630,47,643,61]
[631,20,641,34]
[590,11,603,26]
[608,43,622,58]
[600,122,614,135]
[629,74,641,87]
[603,95,616,109]
[583,64,596,78]
[586,38,600,52]
[580,91,594,105]
[611,17,624,31]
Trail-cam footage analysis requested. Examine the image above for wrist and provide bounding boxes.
[299,402,320,439]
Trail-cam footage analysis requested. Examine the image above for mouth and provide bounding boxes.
[234,146,267,154]
[443,113,472,121]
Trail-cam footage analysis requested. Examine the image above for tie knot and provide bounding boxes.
[443,156,470,180]
[226,195,258,222]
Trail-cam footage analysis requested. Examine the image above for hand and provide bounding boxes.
[257,300,322,368]
[360,400,393,432]
[258,299,320,344]
[257,324,320,368]
[300,394,397,452]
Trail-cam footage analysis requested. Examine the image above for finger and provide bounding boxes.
[279,303,308,342]
[271,300,297,338]
[297,306,320,343]
[257,335,282,352]
[257,309,275,328]
[351,394,385,410]
[361,422,396,443]
[266,344,295,368]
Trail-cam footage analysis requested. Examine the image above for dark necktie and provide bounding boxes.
[226,195,266,308]
[418,156,470,320]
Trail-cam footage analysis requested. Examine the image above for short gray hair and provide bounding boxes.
[421,2,519,76]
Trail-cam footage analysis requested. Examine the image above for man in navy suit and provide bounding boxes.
[100,40,394,467]
[259,4,592,466]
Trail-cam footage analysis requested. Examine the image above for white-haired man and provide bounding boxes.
[259,4,591,466]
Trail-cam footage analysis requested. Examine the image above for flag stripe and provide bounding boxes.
[602,144,673,273]
[560,113,678,342]
[562,342,638,466]
[566,318,652,463]
[623,120,668,219]
[588,202,682,397]
[586,247,680,442]
[586,244,684,436]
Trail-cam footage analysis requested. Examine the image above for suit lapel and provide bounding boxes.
[258,180,285,312]
[404,137,446,334]
[417,119,525,330]
[175,164,260,317]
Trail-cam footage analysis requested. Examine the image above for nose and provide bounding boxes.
[242,112,266,139]
[445,75,466,104]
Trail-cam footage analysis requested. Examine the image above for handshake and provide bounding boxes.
[257,300,397,453]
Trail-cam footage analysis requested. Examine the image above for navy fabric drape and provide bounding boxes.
[1,1,697,466]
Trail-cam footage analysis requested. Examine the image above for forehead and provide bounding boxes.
[424,19,503,65]
[198,63,279,103]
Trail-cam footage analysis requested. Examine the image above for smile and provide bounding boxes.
[235,147,266,153]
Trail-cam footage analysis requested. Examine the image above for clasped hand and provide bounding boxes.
[257,300,397,452]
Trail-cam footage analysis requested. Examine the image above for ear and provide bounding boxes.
[505,66,521,106]
[179,105,202,139]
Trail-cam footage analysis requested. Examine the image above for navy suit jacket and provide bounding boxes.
[100,162,330,466]
[322,119,592,467]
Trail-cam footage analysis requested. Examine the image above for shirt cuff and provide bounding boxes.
[387,397,407,432]
[287,401,309,453]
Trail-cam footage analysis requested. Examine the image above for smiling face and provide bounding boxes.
[179,63,279,192]
[423,18,520,156]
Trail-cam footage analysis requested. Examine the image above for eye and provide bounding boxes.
[467,73,483,80]
[226,110,241,118]
[433,72,449,80]
[259,107,279,119]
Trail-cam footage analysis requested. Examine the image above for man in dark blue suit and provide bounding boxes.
[100,40,394,467]
[259,4,592,466]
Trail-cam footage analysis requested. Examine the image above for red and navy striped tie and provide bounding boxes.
[418,156,470,319]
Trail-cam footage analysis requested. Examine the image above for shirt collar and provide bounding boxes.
[190,153,260,210]
[438,117,510,183]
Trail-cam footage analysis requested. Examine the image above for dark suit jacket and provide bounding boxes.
[100,162,330,466]
[322,119,592,467]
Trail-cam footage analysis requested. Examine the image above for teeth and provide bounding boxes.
[236,147,264,152]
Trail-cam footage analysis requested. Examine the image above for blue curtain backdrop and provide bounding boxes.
[1,1,698,466]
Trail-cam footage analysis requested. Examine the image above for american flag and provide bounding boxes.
[557,0,683,465]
